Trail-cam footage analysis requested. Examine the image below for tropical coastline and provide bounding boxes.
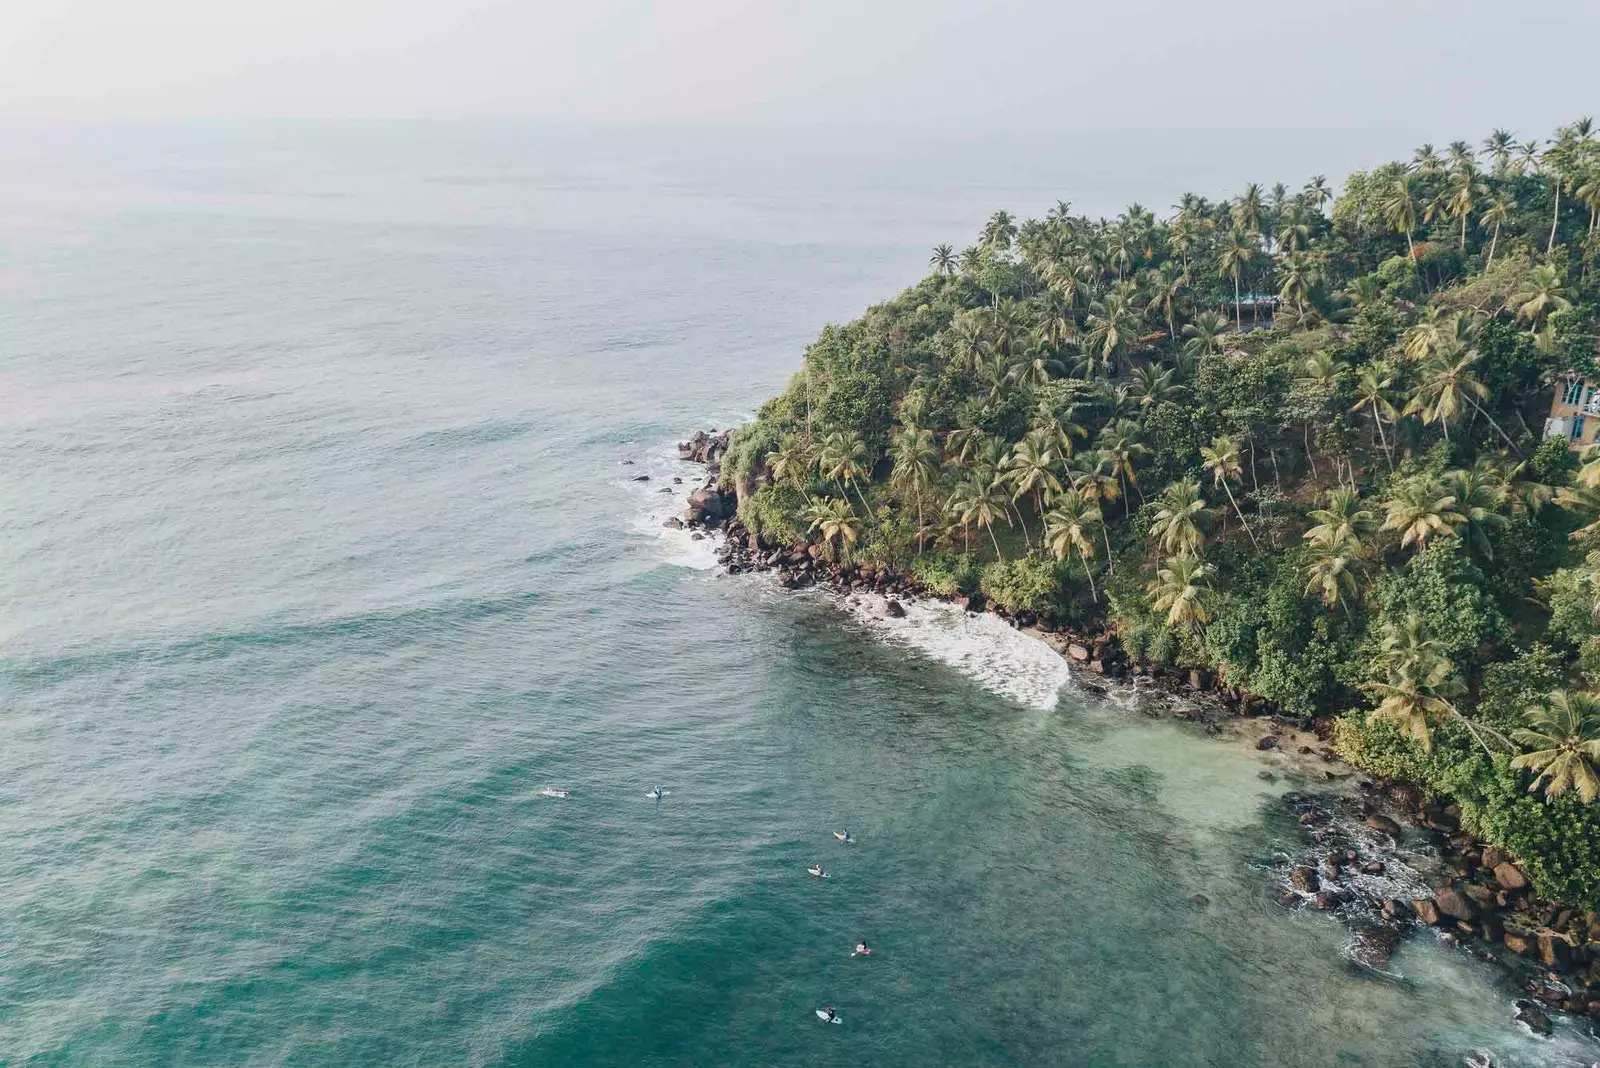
[672,119,1600,1041]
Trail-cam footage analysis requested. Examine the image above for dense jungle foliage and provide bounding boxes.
[723,121,1600,907]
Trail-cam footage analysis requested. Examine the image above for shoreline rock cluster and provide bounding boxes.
[673,429,1600,1038]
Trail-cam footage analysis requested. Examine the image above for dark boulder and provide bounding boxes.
[1256,735,1279,751]
[1364,814,1402,837]
[1493,862,1529,891]
[662,517,684,529]
[1433,888,1476,922]
[1066,643,1091,662]
[1290,866,1320,892]
[631,474,650,482]
[1514,1001,1553,1037]
[1412,899,1442,925]
[885,599,906,619]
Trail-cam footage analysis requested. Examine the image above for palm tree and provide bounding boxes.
[1511,265,1573,332]
[1350,361,1399,471]
[946,471,1012,558]
[1181,311,1229,358]
[1096,420,1148,516]
[1129,363,1185,408]
[945,312,990,374]
[1232,183,1265,239]
[1147,552,1216,637]
[766,434,815,488]
[1511,690,1600,803]
[1002,432,1063,544]
[1411,143,1443,175]
[1146,262,1188,340]
[1199,435,1259,548]
[1381,176,1419,259]
[1405,346,1489,446]
[1479,193,1512,266]
[1294,351,1344,472]
[1304,488,1377,549]
[1083,288,1141,376]
[819,430,874,517]
[929,244,957,276]
[1303,529,1365,613]
[1365,613,1465,751]
[1044,490,1103,602]
[890,427,940,545]
[1149,480,1210,555]
[1380,477,1464,551]
[1442,467,1508,558]
[1304,174,1333,211]
[983,210,1018,253]
[1483,129,1516,178]
[1445,169,1482,252]
[803,496,860,559]
[1217,230,1255,332]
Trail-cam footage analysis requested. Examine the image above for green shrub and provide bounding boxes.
[910,551,981,597]
[979,556,1060,614]
[737,484,807,546]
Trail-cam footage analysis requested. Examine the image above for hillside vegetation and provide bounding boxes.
[723,121,1600,908]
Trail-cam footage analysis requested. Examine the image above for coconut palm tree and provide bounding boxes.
[1083,288,1142,376]
[1147,552,1216,637]
[819,430,874,518]
[1181,311,1229,358]
[766,434,816,488]
[983,210,1018,253]
[1303,529,1365,613]
[1304,488,1377,549]
[1442,467,1508,558]
[1232,183,1265,239]
[1412,143,1443,176]
[1511,265,1573,332]
[1044,489,1103,602]
[1512,690,1600,803]
[929,243,957,276]
[1479,193,1512,266]
[1007,343,1064,389]
[1445,170,1483,252]
[1381,176,1419,259]
[946,471,1011,558]
[890,427,940,545]
[1199,435,1259,549]
[1294,351,1344,471]
[1096,420,1148,516]
[946,312,990,373]
[1128,363,1185,409]
[1365,613,1465,751]
[1304,174,1333,211]
[1381,477,1464,551]
[1405,345,1489,446]
[1145,262,1188,340]
[803,496,860,559]
[1001,432,1063,545]
[1350,361,1399,471]
[1483,129,1516,178]
[1149,480,1210,555]
[1217,230,1255,332]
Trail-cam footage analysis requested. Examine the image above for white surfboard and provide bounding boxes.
[815,1010,841,1024]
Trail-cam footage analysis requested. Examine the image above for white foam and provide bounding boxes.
[623,437,723,570]
[838,592,1071,710]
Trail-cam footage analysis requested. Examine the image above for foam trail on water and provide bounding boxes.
[839,592,1071,710]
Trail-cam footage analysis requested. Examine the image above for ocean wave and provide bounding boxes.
[835,591,1071,711]
[625,436,724,571]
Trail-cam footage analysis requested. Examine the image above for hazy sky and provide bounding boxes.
[4,0,1597,137]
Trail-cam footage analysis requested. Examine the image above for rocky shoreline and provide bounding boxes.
[672,429,1600,1041]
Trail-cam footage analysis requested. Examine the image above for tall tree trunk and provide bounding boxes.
[1461,214,1468,253]
[1468,399,1523,455]
[1372,401,1395,472]
[1549,182,1562,254]
[1405,229,1415,260]
[1101,524,1115,574]
[1223,480,1260,549]
[1078,545,1098,603]
[1233,272,1243,332]
[987,523,1003,560]
[1488,222,1500,266]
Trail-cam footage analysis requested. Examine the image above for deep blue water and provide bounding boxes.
[2,123,1597,1067]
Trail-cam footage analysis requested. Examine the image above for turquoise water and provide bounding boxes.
[2,124,1597,1067]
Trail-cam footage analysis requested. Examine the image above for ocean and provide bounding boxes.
[1,121,1596,1067]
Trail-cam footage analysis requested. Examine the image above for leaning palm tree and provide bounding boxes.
[1199,435,1259,549]
[1147,552,1216,638]
[929,243,957,276]
[1044,489,1103,602]
[1303,529,1365,614]
[1478,193,1512,266]
[945,471,1011,559]
[803,496,860,560]
[1511,690,1600,803]
[1381,477,1464,552]
[1148,480,1210,556]
[1350,361,1399,471]
[1365,613,1465,751]
[890,427,940,545]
